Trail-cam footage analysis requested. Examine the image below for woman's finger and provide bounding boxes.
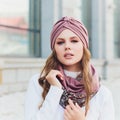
[68,99,76,110]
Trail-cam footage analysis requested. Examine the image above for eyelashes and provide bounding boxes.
[57,41,64,45]
[71,40,78,43]
[56,40,79,45]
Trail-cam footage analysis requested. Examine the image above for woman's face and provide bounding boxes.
[54,29,84,71]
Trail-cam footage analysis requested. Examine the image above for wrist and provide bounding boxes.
[56,83,62,89]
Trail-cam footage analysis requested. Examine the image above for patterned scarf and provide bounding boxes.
[58,65,100,108]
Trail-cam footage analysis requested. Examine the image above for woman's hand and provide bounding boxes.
[64,99,85,120]
[46,69,63,88]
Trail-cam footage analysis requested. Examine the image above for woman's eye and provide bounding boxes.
[71,40,78,43]
[57,41,64,45]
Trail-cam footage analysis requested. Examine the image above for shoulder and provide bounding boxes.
[30,73,40,83]
[92,84,113,105]
[89,84,113,110]
[29,73,40,86]
[28,73,43,94]
[98,85,112,98]
[88,85,115,120]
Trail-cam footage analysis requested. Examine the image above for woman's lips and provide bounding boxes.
[64,53,74,59]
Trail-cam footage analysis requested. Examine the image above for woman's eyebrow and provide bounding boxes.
[56,38,65,41]
[70,36,79,39]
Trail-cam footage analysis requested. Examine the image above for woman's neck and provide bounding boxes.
[63,65,81,72]
[64,69,81,78]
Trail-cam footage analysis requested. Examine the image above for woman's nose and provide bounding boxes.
[65,42,71,50]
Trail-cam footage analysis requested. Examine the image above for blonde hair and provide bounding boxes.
[38,47,92,115]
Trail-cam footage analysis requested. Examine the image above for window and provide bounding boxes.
[114,0,120,58]
[0,0,41,57]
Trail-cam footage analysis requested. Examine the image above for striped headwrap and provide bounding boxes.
[50,16,89,49]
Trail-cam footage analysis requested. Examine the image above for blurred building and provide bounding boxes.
[0,0,120,94]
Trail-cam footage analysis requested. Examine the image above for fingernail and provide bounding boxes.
[75,103,80,108]
[75,102,78,106]
[68,99,72,103]
[60,76,64,80]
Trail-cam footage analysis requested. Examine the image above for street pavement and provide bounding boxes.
[0,92,25,120]
[0,79,120,120]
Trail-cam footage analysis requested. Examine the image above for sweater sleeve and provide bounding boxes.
[98,86,115,120]
[24,74,63,120]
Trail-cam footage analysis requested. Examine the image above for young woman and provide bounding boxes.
[25,17,115,120]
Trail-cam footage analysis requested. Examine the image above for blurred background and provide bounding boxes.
[0,0,120,120]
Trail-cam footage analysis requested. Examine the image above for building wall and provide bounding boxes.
[0,58,45,95]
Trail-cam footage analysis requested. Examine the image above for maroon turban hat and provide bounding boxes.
[50,16,89,49]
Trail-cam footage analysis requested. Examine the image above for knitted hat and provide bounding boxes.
[50,16,89,49]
